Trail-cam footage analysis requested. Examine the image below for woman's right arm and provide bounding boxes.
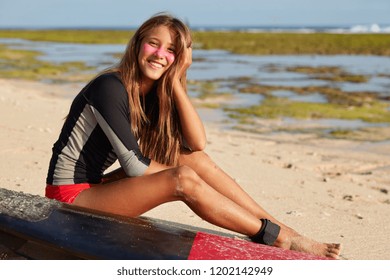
[144,160,171,175]
[107,161,170,180]
[102,159,169,184]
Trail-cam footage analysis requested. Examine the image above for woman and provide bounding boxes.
[46,13,341,259]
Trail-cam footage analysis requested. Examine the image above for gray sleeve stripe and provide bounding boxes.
[90,105,149,177]
[51,106,98,185]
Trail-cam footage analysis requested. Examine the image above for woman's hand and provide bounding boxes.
[177,45,192,79]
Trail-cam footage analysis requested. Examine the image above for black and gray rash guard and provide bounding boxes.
[46,73,151,185]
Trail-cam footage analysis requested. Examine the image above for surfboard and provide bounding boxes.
[0,187,327,260]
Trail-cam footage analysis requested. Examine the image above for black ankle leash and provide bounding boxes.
[250,219,280,246]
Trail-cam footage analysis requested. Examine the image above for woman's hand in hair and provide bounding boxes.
[177,45,192,80]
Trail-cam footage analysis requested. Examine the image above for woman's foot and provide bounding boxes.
[275,229,341,259]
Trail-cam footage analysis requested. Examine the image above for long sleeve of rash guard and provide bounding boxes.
[84,74,151,177]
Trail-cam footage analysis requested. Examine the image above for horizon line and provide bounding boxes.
[1,22,390,30]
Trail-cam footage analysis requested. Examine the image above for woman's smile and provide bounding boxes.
[148,60,165,69]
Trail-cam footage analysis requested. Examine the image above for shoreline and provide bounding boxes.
[1,78,390,259]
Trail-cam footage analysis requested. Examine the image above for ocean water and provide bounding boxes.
[191,23,390,34]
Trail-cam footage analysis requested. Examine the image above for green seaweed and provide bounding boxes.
[239,84,377,107]
[225,96,390,123]
[193,32,390,56]
[0,30,389,55]
[0,44,94,82]
[0,30,133,44]
[286,66,369,83]
[329,127,390,141]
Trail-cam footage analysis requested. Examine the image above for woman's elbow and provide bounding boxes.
[189,139,207,152]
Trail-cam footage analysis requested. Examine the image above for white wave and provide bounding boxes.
[192,24,390,34]
[349,23,390,33]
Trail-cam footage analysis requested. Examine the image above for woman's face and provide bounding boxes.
[138,25,176,89]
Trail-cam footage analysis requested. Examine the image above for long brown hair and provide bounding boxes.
[109,13,192,166]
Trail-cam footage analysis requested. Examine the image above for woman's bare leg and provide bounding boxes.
[179,150,341,259]
[74,166,262,237]
[179,149,275,220]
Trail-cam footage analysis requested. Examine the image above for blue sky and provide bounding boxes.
[0,0,389,28]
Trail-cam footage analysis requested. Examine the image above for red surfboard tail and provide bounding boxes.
[188,232,329,260]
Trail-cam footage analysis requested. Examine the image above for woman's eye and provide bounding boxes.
[149,41,158,47]
[168,48,175,54]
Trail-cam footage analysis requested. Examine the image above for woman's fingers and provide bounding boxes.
[183,46,192,69]
[178,46,192,78]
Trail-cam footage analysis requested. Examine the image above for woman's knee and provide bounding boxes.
[179,150,214,168]
[171,165,202,200]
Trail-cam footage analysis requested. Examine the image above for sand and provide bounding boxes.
[1,78,389,260]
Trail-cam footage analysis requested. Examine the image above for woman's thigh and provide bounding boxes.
[73,168,180,217]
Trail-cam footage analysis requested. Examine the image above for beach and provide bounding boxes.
[0,77,389,260]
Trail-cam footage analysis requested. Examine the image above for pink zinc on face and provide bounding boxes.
[143,43,175,64]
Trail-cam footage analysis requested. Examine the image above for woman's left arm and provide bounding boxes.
[173,79,206,151]
[173,47,206,151]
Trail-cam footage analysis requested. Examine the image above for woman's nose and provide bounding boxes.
[154,48,166,58]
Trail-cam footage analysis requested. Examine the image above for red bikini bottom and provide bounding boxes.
[45,183,92,204]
